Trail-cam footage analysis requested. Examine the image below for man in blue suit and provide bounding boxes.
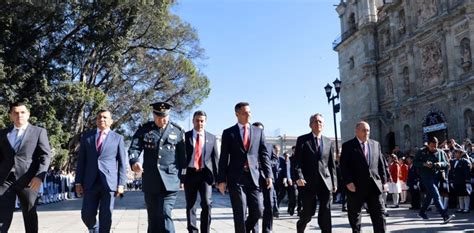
[75,110,127,233]
[217,102,273,233]
[183,110,219,233]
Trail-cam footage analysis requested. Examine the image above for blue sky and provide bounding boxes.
[172,0,342,138]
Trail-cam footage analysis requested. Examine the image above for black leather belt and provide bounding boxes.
[188,167,203,173]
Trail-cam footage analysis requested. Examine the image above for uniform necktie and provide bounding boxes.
[12,128,21,152]
[96,131,105,153]
[194,133,202,170]
[243,125,249,151]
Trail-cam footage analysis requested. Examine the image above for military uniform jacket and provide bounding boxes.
[128,121,186,193]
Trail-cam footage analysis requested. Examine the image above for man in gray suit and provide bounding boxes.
[0,101,52,233]
[75,110,127,233]
[294,113,337,233]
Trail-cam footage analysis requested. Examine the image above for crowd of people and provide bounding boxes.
[2,100,474,233]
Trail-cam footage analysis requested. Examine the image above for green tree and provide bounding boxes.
[0,1,210,169]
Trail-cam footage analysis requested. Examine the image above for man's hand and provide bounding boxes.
[266,178,273,189]
[28,177,42,192]
[296,179,306,187]
[288,179,293,186]
[115,185,124,197]
[180,183,184,190]
[75,184,84,197]
[346,182,356,192]
[217,182,227,195]
[332,187,337,193]
[132,162,143,173]
[424,162,433,168]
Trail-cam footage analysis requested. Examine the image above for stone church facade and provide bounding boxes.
[333,0,474,153]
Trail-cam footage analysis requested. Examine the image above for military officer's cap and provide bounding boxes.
[150,101,173,117]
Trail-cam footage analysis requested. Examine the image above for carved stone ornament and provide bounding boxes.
[416,0,437,26]
[460,38,472,71]
[420,40,443,87]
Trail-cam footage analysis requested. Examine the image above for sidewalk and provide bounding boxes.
[8,190,474,232]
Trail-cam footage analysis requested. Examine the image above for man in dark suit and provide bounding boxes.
[75,110,127,233]
[294,113,337,233]
[340,121,387,233]
[129,101,186,233]
[183,110,219,233]
[0,102,52,233]
[252,121,279,233]
[217,102,273,233]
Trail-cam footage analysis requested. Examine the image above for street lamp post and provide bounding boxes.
[324,78,342,157]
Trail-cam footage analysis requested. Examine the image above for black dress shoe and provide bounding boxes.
[418,212,429,220]
[442,214,455,224]
[342,207,347,212]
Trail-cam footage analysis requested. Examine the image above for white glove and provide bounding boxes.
[467,183,472,193]
[413,184,418,190]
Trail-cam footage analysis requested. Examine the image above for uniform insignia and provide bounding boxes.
[169,134,177,140]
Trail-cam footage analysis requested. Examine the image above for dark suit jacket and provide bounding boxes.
[184,130,219,185]
[340,137,386,196]
[75,129,127,191]
[294,133,337,192]
[0,124,51,187]
[217,124,273,187]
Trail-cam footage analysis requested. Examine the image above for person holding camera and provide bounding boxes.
[414,136,455,224]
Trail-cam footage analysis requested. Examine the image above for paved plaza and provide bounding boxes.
[8,190,474,232]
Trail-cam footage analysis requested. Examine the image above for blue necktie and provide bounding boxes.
[13,129,22,152]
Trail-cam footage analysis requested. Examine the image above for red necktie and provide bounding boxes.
[194,133,202,170]
[96,131,104,153]
[243,125,249,151]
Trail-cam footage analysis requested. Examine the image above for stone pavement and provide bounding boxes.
[8,190,474,232]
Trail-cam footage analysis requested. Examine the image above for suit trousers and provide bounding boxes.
[228,171,263,233]
[0,173,39,233]
[184,169,212,233]
[81,176,115,233]
[253,177,275,233]
[296,180,332,233]
[346,183,386,233]
[144,187,178,233]
[409,187,421,209]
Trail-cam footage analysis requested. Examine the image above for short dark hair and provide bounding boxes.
[9,101,28,113]
[252,122,264,129]
[234,102,249,112]
[428,136,439,144]
[193,110,207,119]
[96,109,112,118]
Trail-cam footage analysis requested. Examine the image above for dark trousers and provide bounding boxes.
[184,169,212,233]
[346,186,386,233]
[277,183,296,215]
[254,177,275,233]
[228,172,263,233]
[420,177,447,218]
[0,173,39,233]
[296,186,304,214]
[81,177,115,233]
[145,190,178,233]
[296,183,332,233]
[409,187,420,209]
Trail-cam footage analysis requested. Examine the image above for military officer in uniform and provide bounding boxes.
[128,102,186,233]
